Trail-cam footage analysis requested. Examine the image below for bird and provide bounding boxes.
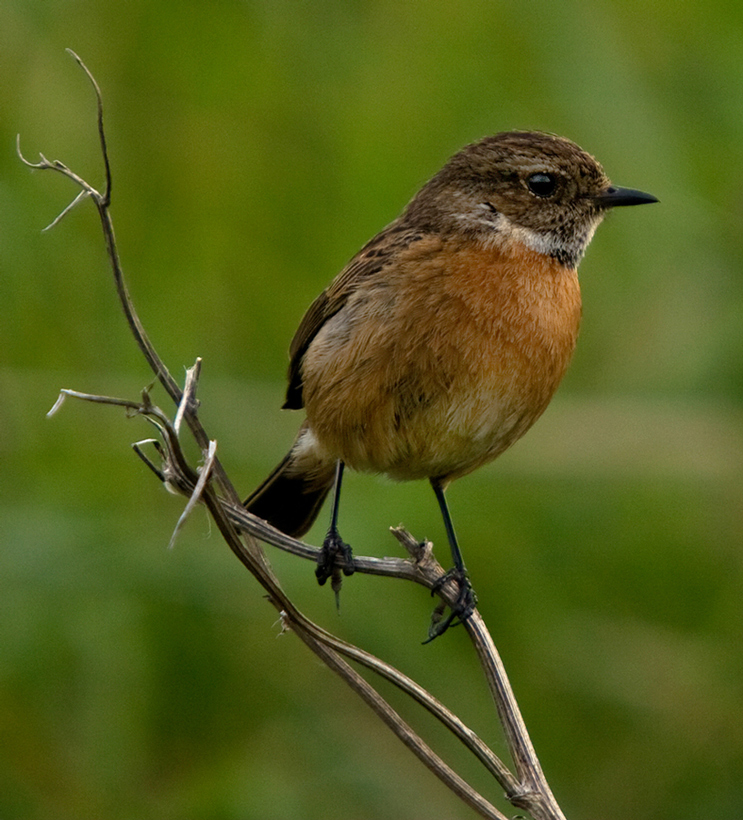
[245,130,657,635]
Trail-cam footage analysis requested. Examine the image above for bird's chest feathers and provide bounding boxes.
[391,241,582,476]
[427,241,582,408]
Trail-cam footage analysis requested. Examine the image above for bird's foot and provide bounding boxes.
[316,527,355,606]
[425,568,478,642]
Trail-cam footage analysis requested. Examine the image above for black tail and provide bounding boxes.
[244,429,336,538]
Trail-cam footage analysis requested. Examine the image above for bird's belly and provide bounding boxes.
[301,240,581,483]
[305,343,562,483]
[363,380,549,480]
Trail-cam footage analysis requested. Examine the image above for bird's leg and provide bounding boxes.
[426,479,478,639]
[316,461,355,601]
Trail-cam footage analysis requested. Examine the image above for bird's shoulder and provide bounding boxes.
[283,220,429,409]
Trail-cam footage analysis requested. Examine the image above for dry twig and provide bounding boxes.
[23,50,572,820]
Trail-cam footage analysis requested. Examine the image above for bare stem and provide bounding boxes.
[25,52,573,820]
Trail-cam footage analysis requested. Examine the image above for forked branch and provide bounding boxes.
[24,51,570,820]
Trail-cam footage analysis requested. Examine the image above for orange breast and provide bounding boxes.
[301,236,582,482]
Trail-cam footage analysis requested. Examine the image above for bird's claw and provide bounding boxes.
[425,568,478,642]
[316,527,355,587]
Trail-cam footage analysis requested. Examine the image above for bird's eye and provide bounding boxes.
[527,172,557,198]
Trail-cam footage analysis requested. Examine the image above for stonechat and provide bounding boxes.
[245,131,657,634]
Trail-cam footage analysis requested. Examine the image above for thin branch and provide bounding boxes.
[42,189,90,231]
[65,49,111,205]
[168,438,217,550]
[131,438,166,483]
[47,387,147,417]
[49,384,517,817]
[290,623,511,820]
[174,358,201,436]
[288,608,519,795]
[166,411,509,820]
[18,51,240,507]
[25,53,574,820]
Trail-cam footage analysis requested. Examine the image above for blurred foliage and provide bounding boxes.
[2,1,742,819]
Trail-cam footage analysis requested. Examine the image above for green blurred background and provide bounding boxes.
[2,1,742,818]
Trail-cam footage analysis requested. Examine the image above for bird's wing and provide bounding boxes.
[283,221,424,409]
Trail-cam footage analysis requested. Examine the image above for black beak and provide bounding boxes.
[594,185,659,208]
